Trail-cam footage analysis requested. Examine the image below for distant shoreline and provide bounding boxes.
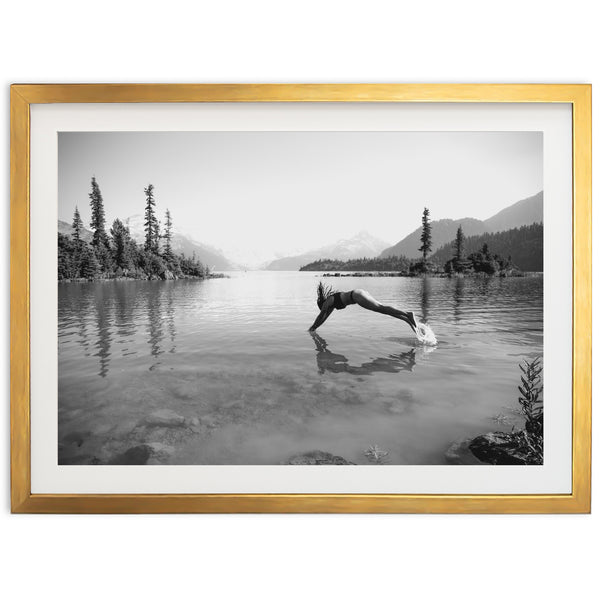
[58,273,228,283]
[317,271,543,278]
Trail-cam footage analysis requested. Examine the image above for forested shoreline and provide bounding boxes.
[59,177,214,282]
[300,219,543,276]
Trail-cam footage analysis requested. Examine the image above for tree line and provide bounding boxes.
[434,222,543,273]
[58,177,209,281]
[300,256,413,272]
[300,208,541,275]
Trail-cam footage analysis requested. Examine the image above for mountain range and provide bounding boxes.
[58,191,542,271]
[122,215,235,270]
[58,219,94,243]
[380,191,543,259]
[265,231,390,271]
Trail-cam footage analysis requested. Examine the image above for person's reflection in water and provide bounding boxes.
[311,332,417,376]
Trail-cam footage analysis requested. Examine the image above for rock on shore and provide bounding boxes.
[287,450,355,465]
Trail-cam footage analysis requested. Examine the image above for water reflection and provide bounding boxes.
[420,276,431,322]
[93,286,112,378]
[114,283,137,351]
[165,284,177,353]
[146,286,165,361]
[76,288,92,356]
[311,332,417,376]
[453,277,465,322]
[59,281,183,377]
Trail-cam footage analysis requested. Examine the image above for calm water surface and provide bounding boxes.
[58,272,543,465]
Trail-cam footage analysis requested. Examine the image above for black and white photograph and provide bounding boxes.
[57,130,544,467]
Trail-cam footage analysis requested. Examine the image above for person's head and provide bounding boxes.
[317,281,334,310]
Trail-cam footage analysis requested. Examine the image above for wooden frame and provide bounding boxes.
[10,84,591,513]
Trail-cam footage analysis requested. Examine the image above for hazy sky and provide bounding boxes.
[58,131,542,259]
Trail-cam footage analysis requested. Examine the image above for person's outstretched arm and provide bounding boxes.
[309,304,334,331]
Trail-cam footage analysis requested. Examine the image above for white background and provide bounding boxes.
[1,1,597,598]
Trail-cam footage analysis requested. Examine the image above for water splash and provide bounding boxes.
[415,321,438,346]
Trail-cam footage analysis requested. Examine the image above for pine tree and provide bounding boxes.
[163,209,174,261]
[144,184,160,253]
[453,225,469,273]
[454,225,464,261]
[419,207,432,262]
[110,218,133,271]
[78,244,99,279]
[72,206,84,245]
[94,244,113,274]
[58,233,76,279]
[89,177,109,249]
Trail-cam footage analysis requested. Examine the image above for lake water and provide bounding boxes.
[58,272,543,465]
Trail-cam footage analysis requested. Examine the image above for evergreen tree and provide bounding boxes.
[58,233,76,279]
[163,209,174,261]
[450,225,470,273]
[110,218,133,271]
[72,206,84,245]
[467,243,499,275]
[89,177,109,249]
[419,207,432,262]
[454,225,465,262]
[78,244,99,279]
[94,244,114,274]
[144,184,160,253]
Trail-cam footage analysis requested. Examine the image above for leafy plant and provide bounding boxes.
[470,358,544,466]
[517,357,543,437]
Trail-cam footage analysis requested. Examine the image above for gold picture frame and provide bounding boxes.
[11,84,591,513]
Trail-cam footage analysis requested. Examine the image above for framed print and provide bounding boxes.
[10,84,591,513]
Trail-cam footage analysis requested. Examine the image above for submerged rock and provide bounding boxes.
[184,416,201,431]
[146,442,175,461]
[143,409,186,428]
[109,444,153,465]
[62,431,89,447]
[445,438,486,465]
[105,442,177,466]
[287,450,355,465]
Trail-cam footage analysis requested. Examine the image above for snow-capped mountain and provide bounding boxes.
[265,231,390,271]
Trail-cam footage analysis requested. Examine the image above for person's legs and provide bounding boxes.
[352,289,417,330]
